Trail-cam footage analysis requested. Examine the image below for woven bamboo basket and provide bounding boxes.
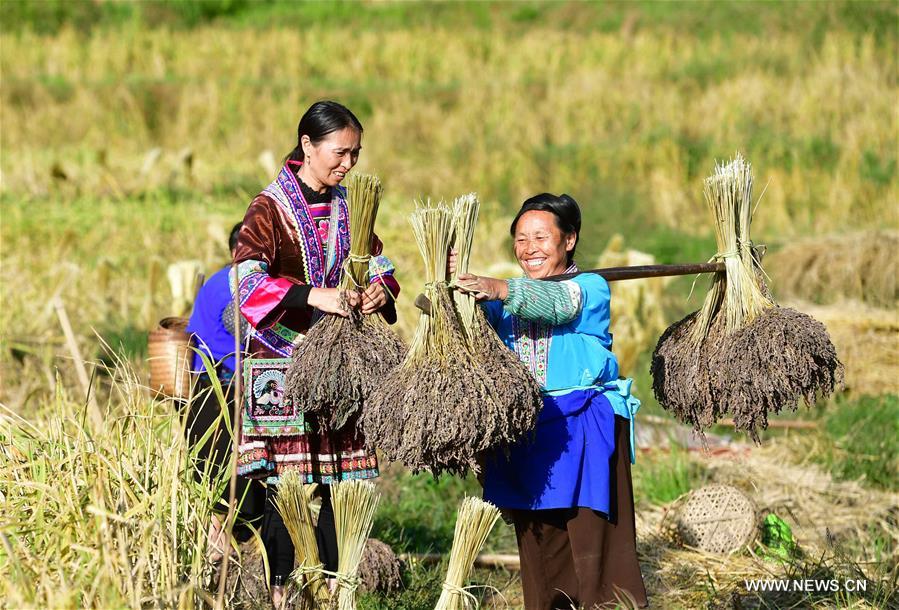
[148,316,193,398]
[675,484,757,554]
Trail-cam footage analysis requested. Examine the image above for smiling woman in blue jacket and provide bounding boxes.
[456,193,648,610]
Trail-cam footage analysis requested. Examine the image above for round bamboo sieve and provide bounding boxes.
[148,316,193,398]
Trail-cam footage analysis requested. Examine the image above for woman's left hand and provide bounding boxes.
[455,273,508,301]
[361,283,388,314]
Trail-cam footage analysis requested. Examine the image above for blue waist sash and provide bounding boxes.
[544,378,640,463]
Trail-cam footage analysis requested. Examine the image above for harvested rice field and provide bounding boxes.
[1,2,897,609]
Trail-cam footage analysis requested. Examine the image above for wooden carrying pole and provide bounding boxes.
[415,261,728,315]
[547,245,766,282]
[544,261,724,282]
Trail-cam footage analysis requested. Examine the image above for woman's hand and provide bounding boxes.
[455,273,509,301]
[447,247,457,277]
[307,287,360,317]
[361,283,388,314]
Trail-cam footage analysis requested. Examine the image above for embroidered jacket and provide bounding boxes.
[233,162,399,358]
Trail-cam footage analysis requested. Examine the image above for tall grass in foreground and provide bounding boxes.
[0,354,230,608]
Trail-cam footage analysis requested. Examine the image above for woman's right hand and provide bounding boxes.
[307,288,360,317]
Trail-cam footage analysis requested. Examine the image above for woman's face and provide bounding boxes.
[513,210,576,279]
[302,127,362,190]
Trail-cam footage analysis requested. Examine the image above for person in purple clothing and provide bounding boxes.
[185,222,263,561]
[455,194,648,609]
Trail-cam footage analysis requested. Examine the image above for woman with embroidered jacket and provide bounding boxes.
[455,193,648,609]
[233,101,400,605]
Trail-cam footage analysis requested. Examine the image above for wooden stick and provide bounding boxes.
[417,245,770,314]
[521,245,766,283]
[415,261,724,315]
[400,552,521,571]
[52,297,103,428]
[719,418,818,430]
[544,261,725,282]
[215,265,242,609]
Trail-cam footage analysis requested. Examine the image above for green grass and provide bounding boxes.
[3,0,896,45]
[816,394,899,490]
[373,467,516,555]
[358,566,443,610]
[633,445,708,505]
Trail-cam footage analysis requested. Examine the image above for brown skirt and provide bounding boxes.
[509,416,648,609]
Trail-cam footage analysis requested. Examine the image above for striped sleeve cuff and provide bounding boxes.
[503,278,582,325]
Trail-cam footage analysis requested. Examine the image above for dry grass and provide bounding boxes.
[1,25,895,237]
[637,441,899,609]
[0,355,229,608]
[768,230,899,309]
[2,19,896,408]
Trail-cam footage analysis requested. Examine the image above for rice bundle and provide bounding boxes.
[331,479,381,610]
[651,154,844,441]
[273,472,328,608]
[449,194,543,460]
[434,497,501,610]
[284,173,405,431]
[364,201,483,475]
[365,197,542,475]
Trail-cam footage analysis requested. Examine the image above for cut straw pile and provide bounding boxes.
[435,497,501,610]
[637,442,898,608]
[767,229,898,309]
[364,196,541,476]
[285,173,405,431]
[651,154,844,442]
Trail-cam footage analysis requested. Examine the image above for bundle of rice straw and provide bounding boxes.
[273,472,328,608]
[434,497,501,610]
[331,479,381,610]
[285,173,405,431]
[449,194,542,461]
[364,201,482,475]
[651,154,844,441]
[365,198,539,475]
